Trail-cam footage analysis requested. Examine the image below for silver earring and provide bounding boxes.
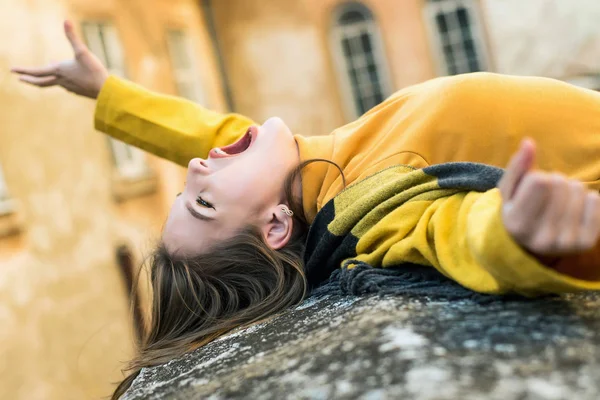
[281,205,294,217]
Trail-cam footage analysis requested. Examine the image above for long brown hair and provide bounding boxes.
[112,159,344,399]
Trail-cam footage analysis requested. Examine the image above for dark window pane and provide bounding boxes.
[342,38,352,57]
[461,24,473,43]
[367,63,380,85]
[365,53,376,70]
[366,95,379,111]
[360,94,370,112]
[468,56,481,72]
[348,67,360,94]
[457,7,470,29]
[360,73,374,98]
[360,33,373,53]
[339,10,369,25]
[436,13,448,34]
[447,63,458,75]
[440,33,452,49]
[355,92,367,115]
[464,39,476,60]
[443,44,455,68]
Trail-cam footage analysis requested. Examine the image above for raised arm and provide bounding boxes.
[94,76,253,166]
[12,20,254,166]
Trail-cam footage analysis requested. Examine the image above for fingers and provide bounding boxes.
[64,20,87,56]
[502,171,549,244]
[11,64,58,77]
[580,191,600,249]
[18,75,59,88]
[556,180,586,250]
[498,138,537,202]
[506,170,600,256]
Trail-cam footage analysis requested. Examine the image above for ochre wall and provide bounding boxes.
[211,0,346,135]
[0,0,226,398]
[211,0,435,133]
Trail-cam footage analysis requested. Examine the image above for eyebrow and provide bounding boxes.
[186,202,215,222]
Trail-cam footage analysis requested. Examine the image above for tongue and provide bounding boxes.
[221,130,251,155]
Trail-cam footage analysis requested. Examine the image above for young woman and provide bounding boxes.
[12,21,600,399]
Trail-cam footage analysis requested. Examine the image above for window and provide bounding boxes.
[424,0,489,75]
[331,2,391,118]
[565,75,600,91]
[0,164,13,214]
[82,22,148,180]
[166,30,206,104]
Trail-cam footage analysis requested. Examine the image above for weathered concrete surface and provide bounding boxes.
[124,292,600,400]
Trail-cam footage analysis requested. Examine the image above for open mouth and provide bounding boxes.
[209,127,257,159]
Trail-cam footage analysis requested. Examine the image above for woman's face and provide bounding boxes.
[162,117,300,256]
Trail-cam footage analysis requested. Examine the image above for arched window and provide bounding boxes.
[331,3,391,118]
[424,0,489,75]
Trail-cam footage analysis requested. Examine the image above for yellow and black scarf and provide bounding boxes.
[303,162,503,288]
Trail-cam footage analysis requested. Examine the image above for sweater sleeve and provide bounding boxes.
[371,189,600,296]
[94,76,256,166]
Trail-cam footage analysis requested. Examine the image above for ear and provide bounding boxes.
[261,204,294,250]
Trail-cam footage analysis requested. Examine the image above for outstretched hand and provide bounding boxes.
[498,139,600,257]
[11,20,108,98]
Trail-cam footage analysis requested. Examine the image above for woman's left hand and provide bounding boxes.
[11,20,108,99]
[498,139,600,257]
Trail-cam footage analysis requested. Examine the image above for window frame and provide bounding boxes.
[165,29,207,105]
[82,21,149,181]
[330,2,393,120]
[423,0,490,76]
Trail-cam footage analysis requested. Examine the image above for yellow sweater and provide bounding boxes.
[95,72,600,295]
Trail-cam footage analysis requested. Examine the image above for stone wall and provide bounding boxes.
[123,291,600,400]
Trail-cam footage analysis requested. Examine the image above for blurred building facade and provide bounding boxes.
[0,0,599,399]
[0,0,227,399]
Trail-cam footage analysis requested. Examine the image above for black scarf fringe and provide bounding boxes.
[308,261,537,304]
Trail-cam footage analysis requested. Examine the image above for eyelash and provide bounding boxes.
[196,196,214,209]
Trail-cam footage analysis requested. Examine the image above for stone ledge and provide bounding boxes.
[123,292,600,400]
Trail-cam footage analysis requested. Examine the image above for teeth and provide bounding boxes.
[214,148,228,155]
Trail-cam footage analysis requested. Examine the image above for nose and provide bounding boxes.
[187,158,210,175]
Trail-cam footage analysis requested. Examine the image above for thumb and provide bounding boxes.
[498,138,536,202]
[64,20,87,56]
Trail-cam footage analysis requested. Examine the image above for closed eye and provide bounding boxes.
[196,196,215,210]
